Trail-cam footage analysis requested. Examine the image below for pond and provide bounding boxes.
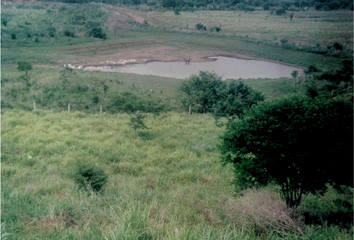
[103,56,303,80]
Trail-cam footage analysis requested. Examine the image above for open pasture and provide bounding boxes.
[126,9,353,50]
[2,2,351,71]
[2,110,352,239]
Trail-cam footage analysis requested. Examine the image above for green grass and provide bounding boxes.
[2,2,350,70]
[146,10,353,49]
[1,65,298,114]
[2,110,352,239]
[1,4,352,238]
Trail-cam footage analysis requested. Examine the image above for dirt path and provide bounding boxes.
[119,8,156,26]
[62,40,162,53]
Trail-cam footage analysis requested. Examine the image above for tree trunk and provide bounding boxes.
[134,128,137,139]
[33,101,36,110]
[100,105,102,115]
[25,70,28,76]
[68,103,70,113]
[189,105,191,115]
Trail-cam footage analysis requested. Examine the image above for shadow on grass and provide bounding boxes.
[138,131,158,141]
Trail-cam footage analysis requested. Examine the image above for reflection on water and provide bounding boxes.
[103,56,303,79]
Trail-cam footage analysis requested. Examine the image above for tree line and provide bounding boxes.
[39,0,353,11]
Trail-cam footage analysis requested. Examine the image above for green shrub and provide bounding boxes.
[301,186,353,228]
[2,19,7,26]
[73,161,108,193]
[63,29,75,37]
[88,27,107,39]
[174,7,181,15]
[47,27,56,37]
[195,23,206,31]
[221,95,353,208]
[276,8,286,15]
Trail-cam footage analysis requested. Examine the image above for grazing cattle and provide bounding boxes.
[183,58,191,64]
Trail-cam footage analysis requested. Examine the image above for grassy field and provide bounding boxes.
[2,110,352,239]
[1,2,353,239]
[2,2,351,70]
[145,10,353,48]
[1,64,299,114]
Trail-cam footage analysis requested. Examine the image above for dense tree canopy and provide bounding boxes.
[17,61,32,76]
[179,71,223,114]
[221,95,353,207]
[213,81,264,121]
[179,71,264,120]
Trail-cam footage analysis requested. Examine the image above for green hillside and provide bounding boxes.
[2,110,352,239]
[1,1,353,239]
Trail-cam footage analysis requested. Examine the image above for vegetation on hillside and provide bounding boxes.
[1,1,353,239]
[221,95,353,208]
[36,0,353,11]
[2,110,353,239]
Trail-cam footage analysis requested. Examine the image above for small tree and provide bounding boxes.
[291,70,298,79]
[109,91,165,139]
[174,7,181,15]
[213,80,264,122]
[2,19,7,26]
[17,61,32,76]
[221,95,353,208]
[195,23,206,31]
[89,27,107,39]
[73,161,108,193]
[179,71,223,114]
[276,7,286,15]
[129,112,148,139]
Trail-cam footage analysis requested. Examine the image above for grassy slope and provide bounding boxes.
[1,110,231,239]
[2,110,351,239]
[1,3,352,239]
[2,3,351,70]
[148,10,353,48]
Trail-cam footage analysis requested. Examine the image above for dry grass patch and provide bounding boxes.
[222,189,304,236]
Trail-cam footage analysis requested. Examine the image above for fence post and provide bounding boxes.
[33,101,36,110]
[68,103,70,113]
[189,105,191,115]
[100,105,102,115]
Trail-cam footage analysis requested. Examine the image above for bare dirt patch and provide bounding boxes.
[62,40,162,53]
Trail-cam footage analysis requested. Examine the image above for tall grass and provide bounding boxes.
[2,110,352,239]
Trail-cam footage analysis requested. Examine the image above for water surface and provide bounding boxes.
[104,57,302,79]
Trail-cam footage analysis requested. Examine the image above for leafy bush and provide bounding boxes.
[73,161,108,193]
[11,33,16,40]
[2,19,7,27]
[174,7,181,15]
[275,8,286,15]
[301,186,353,228]
[88,27,107,39]
[179,72,263,119]
[195,23,206,31]
[47,27,56,37]
[63,29,75,37]
[221,95,353,208]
